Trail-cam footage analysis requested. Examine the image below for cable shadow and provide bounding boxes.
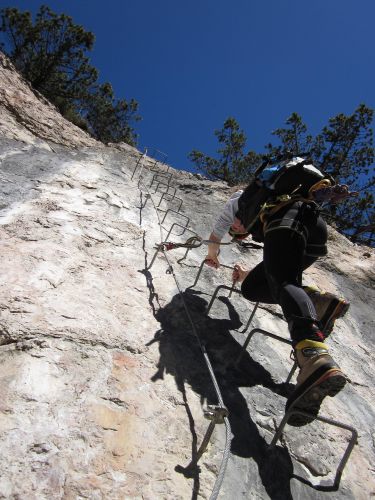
[147,289,295,500]
[138,232,161,316]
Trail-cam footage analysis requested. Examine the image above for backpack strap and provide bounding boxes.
[261,176,333,223]
[259,194,317,225]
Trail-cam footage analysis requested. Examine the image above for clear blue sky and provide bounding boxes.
[8,0,375,172]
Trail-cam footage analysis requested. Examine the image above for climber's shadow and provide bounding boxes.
[148,289,294,500]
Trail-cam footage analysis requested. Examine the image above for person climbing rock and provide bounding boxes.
[205,157,355,426]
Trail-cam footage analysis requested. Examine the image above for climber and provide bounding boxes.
[205,160,355,426]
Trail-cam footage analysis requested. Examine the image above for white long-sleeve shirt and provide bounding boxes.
[212,190,243,239]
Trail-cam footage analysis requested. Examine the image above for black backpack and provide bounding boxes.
[236,156,331,237]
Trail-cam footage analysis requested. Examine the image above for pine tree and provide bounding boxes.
[188,117,261,185]
[85,83,140,146]
[0,6,97,107]
[267,106,374,244]
[265,112,325,160]
[0,5,140,145]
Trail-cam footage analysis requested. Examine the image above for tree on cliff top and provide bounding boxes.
[266,106,374,244]
[0,5,140,145]
[188,117,262,185]
[85,83,140,145]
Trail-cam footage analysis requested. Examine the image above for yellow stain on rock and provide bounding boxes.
[112,351,139,370]
[92,403,137,471]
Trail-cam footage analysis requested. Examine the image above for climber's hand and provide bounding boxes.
[232,264,249,283]
[330,184,359,203]
[205,255,220,269]
[230,217,247,234]
[313,184,359,204]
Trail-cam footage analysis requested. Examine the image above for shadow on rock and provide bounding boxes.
[148,289,294,500]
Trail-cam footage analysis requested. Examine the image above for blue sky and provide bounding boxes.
[6,0,375,172]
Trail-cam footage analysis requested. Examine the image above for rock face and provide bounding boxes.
[0,51,374,499]
[0,52,98,148]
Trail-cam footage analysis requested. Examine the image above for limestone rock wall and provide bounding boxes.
[0,52,98,148]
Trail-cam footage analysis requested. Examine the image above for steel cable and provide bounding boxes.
[134,154,231,500]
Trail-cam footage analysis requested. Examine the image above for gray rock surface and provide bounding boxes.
[0,51,374,499]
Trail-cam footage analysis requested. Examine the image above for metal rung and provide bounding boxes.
[204,288,294,375]
[269,410,358,491]
[131,151,147,180]
[157,192,183,212]
[206,284,241,314]
[240,302,259,334]
[130,155,142,180]
[150,162,171,174]
[153,181,177,197]
[161,208,189,228]
[188,260,235,291]
[187,259,208,289]
[177,244,200,264]
[236,325,297,386]
[149,172,173,189]
[236,327,293,365]
[204,278,259,328]
[165,222,196,239]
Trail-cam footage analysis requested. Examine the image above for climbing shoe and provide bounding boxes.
[286,340,347,426]
[304,286,350,337]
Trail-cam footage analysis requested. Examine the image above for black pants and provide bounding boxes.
[241,202,327,345]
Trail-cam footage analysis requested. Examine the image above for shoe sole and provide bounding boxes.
[286,370,347,427]
[322,300,350,337]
